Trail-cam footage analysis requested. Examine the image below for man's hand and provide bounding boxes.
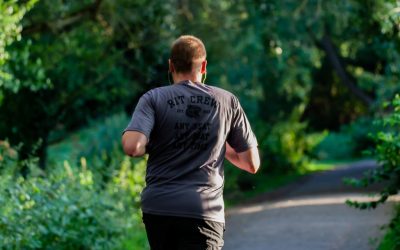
[122,131,148,157]
[225,143,260,174]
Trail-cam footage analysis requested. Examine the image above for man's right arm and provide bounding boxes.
[122,131,148,157]
[122,91,154,157]
[226,96,260,174]
[225,143,260,174]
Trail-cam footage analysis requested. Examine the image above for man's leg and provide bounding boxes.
[142,213,179,250]
[142,213,224,250]
[177,218,225,250]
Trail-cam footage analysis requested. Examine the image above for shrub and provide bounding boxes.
[313,132,354,161]
[0,142,148,250]
[256,121,325,173]
[47,113,130,168]
[313,116,377,161]
[342,116,378,158]
[344,95,400,249]
[378,205,400,250]
[0,140,19,174]
[346,94,400,209]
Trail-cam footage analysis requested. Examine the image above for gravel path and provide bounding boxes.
[224,160,399,250]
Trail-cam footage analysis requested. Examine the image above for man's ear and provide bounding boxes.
[168,59,175,73]
[200,60,207,74]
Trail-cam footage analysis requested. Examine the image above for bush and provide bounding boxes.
[313,132,354,160]
[0,140,19,174]
[256,121,325,173]
[342,95,400,249]
[0,141,148,250]
[346,94,400,209]
[342,116,378,158]
[47,113,130,168]
[313,116,378,161]
[378,205,400,250]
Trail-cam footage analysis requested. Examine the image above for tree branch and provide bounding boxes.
[307,26,374,106]
[22,0,103,35]
[306,26,322,49]
[320,33,374,106]
[293,0,309,18]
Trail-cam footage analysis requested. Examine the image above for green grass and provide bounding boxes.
[226,171,301,205]
[224,159,352,207]
[378,229,396,250]
[377,205,400,250]
[303,161,339,172]
[304,158,369,172]
[120,222,149,250]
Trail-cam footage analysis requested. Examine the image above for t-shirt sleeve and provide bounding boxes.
[227,97,258,153]
[123,91,155,140]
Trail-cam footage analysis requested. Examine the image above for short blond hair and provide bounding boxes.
[170,35,206,73]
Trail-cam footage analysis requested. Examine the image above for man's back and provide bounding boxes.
[125,80,257,223]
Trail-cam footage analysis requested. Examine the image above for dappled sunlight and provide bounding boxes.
[228,194,400,215]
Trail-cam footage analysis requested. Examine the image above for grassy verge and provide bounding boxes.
[120,220,149,250]
[224,159,358,207]
[379,230,396,250]
[378,205,400,250]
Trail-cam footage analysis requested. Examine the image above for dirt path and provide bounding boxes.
[224,160,399,250]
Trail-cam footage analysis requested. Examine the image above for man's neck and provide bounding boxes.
[173,72,201,84]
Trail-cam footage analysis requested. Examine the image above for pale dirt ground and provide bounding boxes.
[224,160,399,250]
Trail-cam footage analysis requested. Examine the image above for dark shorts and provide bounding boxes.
[142,213,225,250]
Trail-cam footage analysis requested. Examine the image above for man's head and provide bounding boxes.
[169,35,207,75]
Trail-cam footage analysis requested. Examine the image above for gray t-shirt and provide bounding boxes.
[124,80,257,223]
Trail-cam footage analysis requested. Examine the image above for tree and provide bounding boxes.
[0,0,40,99]
[0,0,175,167]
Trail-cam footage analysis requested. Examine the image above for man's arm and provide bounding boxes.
[122,90,154,157]
[122,131,148,157]
[225,142,260,174]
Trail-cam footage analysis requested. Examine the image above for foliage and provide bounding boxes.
[0,0,39,93]
[0,141,148,249]
[313,116,378,160]
[341,116,379,157]
[47,113,129,166]
[0,140,18,173]
[1,0,399,172]
[345,94,400,209]
[168,0,399,172]
[0,0,175,164]
[1,1,399,247]
[255,120,326,173]
[378,205,400,250]
[313,132,355,161]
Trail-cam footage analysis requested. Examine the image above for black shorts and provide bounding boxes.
[142,213,225,250]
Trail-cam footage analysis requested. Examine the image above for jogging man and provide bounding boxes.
[122,35,260,250]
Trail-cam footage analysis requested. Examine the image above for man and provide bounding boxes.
[122,35,260,250]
